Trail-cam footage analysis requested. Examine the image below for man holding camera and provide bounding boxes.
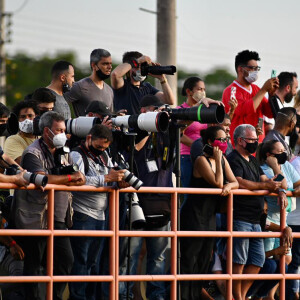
[118,95,173,300]
[69,124,126,300]
[64,49,114,117]
[13,111,86,300]
[111,51,175,115]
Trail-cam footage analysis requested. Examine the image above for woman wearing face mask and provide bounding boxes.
[178,77,208,190]
[250,140,300,299]
[180,126,238,300]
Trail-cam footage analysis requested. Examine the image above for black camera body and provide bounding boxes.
[51,164,79,175]
[140,62,176,76]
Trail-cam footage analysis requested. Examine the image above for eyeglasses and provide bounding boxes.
[241,137,259,142]
[242,65,261,71]
[215,138,228,143]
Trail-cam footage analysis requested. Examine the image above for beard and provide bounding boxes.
[284,91,294,103]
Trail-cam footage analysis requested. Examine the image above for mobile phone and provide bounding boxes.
[258,117,263,129]
[274,174,285,182]
[271,69,277,78]
[203,144,214,156]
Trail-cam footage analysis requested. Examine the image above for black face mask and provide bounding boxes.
[62,82,70,93]
[96,69,110,81]
[272,152,288,165]
[89,143,104,156]
[244,140,258,154]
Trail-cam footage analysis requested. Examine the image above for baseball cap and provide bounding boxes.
[85,101,112,116]
[139,95,164,109]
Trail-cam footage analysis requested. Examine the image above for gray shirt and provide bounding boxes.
[21,139,71,224]
[70,149,113,220]
[50,89,72,120]
[64,77,114,117]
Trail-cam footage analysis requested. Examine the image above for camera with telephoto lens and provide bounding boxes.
[164,103,225,124]
[114,159,143,190]
[111,111,169,133]
[140,62,176,76]
[32,116,102,138]
[6,164,48,188]
[128,192,146,229]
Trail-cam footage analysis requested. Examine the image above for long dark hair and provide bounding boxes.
[256,140,279,165]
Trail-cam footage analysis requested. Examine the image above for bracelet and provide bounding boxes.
[67,174,72,182]
[278,188,286,194]
[9,240,16,248]
[160,79,167,85]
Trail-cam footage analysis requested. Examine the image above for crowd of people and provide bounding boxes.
[0,48,299,300]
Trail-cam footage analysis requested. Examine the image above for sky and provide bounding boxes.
[5,0,300,88]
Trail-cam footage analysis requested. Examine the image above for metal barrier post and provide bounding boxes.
[114,189,120,300]
[226,192,233,300]
[170,191,177,300]
[46,188,55,300]
[108,189,116,300]
[279,204,286,300]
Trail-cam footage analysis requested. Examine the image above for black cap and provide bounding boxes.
[85,101,112,116]
[140,95,164,108]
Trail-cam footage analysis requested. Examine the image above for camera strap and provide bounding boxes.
[78,143,109,169]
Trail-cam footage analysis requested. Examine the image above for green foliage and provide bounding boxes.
[6,51,88,109]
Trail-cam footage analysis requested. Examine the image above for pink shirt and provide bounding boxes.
[177,102,208,155]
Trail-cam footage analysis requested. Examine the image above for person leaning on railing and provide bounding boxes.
[12,111,86,300]
[246,140,300,299]
[226,124,283,300]
[180,125,238,300]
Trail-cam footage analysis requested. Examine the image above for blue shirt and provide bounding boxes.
[261,161,300,224]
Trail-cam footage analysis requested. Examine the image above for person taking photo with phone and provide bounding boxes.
[180,125,238,300]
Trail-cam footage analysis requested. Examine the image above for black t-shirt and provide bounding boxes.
[227,149,264,224]
[113,79,159,115]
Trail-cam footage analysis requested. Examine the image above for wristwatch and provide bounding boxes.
[278,188,286,194]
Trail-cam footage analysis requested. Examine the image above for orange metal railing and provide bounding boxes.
[0,183,299,300]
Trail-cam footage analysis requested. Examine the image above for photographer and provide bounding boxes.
[111,51,175,115]
[119,95,173,300]
[12,111,86,300]
[69,124,126,300]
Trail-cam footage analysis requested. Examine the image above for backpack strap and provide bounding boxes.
[72,146,89,174]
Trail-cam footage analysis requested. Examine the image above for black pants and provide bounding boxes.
[180,237,215,300]
[17,221,74,300]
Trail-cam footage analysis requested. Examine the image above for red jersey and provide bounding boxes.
[222,80,273,143]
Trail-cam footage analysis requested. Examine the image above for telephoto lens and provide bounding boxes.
[114,166,143,190]
[22,171,48,188]
[128,193,146,229]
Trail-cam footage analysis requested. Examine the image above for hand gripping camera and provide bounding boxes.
[6,164,48,188]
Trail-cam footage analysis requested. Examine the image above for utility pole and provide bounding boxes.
[0,0,6,106]
[156,0,177,104]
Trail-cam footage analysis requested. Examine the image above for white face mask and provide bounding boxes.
[245,70,259,84]
[192,90,206,102]
[49,129,67,148]
[19,119,33,133]
[132,69,146,82]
